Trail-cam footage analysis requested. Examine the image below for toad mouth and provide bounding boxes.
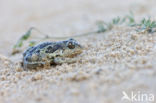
[67,50,82,58]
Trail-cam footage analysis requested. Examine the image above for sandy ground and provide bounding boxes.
[0,0,156,103]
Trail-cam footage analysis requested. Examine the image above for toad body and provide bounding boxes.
[22,38,83,70]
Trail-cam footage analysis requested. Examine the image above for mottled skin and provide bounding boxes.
[22,38,83,70]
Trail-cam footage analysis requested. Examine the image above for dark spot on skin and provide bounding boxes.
[25,57,28,61]
[46,46,53,53]
[53,44,62,50]
[36,50,40,53]
[25,56,32,62]
[56,55,60,57]
[23,46,34,56]
[47,46,53,50]
[50,62,57,66]
[51,57,54,59]
[63,41,68,44]
[45,44,63,53]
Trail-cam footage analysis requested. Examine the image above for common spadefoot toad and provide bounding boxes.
[22,38,83,70]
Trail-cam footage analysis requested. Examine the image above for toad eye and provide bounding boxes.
[67,42,75,49]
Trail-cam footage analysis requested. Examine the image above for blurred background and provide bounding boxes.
[0,0,155,55]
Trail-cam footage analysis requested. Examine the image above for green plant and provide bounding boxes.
[96,21,107,33]
[139,18,156,33]
[124,11,136,26]
[112,16,121,25]
[29,41,37,47]
[13,27,34,49]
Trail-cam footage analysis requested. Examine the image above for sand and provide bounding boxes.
[0,0,156,103]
